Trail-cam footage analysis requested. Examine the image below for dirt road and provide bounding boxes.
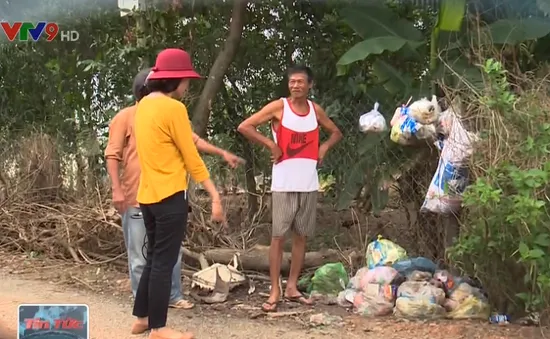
[0,275,545,339]
[0,276,365,339]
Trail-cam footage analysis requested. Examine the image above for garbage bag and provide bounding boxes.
[337,288,356,308]
[394,281,446,319]
[349,266,400,291]
[408,95,441,125]
[446,283,490,320]
[366,236,407,269]
[359,102,387,133]
[392,257,438,277]
[390,106,437,145]
[433,270,460,293]
[309,263,349,296]
[421,107,477,215]
[446,295,490,319]
[420,156,468,214]
[394,297,446,319]
[353,289,395,317]
[408,270,433,282]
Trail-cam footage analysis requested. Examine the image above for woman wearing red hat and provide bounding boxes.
[130,48,223,339]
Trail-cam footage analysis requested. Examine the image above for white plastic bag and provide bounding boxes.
[421,107,476,214]
[408,95,441,125]
[359,102,387,133]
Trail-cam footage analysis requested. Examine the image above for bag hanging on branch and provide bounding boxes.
[359,102,387,133]
[390,106,437,145]
[421,107,477,214]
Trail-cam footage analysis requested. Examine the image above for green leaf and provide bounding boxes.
[528,248,545,259]
[487,18,550,45]
[371,60,414,98]
[536,0,550,14]
[534,234,550,247]
[336,135,384,210]
[437,0,466,32]
[370,180,389,216]
[337,37,421,66]
[341,5,424,41]
[336,64,348,76]
[519,241,530,258]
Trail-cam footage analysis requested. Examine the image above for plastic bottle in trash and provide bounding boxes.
[489,314,510,324]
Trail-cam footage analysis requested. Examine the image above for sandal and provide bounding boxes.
[261,301,279,313]
[169,299,195,309]
[284,293,313,305]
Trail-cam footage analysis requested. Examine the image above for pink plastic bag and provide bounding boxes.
[349,267,399,291]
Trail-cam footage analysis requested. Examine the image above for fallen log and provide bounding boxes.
[195,245,360,273]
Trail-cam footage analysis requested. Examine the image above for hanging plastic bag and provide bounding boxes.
[408,95,441,125]
[359,102,387,133]
[420,157,468,214]
[365,236,407,269]
[309,263,349,296]
[390,106,437,145]
[421,107,477,215]
[394,281,446,319]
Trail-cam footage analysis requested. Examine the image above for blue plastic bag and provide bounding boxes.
[392,257,438,277]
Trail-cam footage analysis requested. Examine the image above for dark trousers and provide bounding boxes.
[132,190,188,329]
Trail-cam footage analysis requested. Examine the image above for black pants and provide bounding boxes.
[132,190,188,329]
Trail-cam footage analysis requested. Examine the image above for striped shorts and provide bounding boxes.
[271,191,317,237]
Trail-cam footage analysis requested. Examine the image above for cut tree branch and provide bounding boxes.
[191,0,248,137]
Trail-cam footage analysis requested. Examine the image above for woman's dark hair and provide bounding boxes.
[145,78,184,96]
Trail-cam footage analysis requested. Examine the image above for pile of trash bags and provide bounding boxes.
[305,237,490,320]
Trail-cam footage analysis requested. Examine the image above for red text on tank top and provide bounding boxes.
[274,109,319,163]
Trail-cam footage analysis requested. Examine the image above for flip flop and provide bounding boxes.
[169,299,195,309]
[261,301,279,313]
[284,294,313,305]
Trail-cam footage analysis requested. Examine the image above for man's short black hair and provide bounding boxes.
[287,65,314,83]
[145,78,183,95]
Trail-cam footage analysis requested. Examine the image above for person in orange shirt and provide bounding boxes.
[105,68,243,315]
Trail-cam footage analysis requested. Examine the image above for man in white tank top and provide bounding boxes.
[238,65,342,312]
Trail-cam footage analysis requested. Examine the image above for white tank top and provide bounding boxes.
[271,98,319,192]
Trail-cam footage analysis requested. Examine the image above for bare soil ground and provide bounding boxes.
[0,251,545,339]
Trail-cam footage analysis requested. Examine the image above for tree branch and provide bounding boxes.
[191,0,248,137]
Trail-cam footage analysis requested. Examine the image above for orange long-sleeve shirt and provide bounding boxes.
[134,95,210,204]
[104,105,140,208]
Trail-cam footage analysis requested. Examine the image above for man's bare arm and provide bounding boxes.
[315,103,343,150]
[237,100,282,150]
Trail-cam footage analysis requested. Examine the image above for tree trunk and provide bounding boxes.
[242,138,259,220]
[198,246,361,273]
[191,0,248,137]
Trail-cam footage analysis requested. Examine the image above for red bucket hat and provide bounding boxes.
[147,48,201,80]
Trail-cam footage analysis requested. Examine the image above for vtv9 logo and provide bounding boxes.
[0,22,80,42]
